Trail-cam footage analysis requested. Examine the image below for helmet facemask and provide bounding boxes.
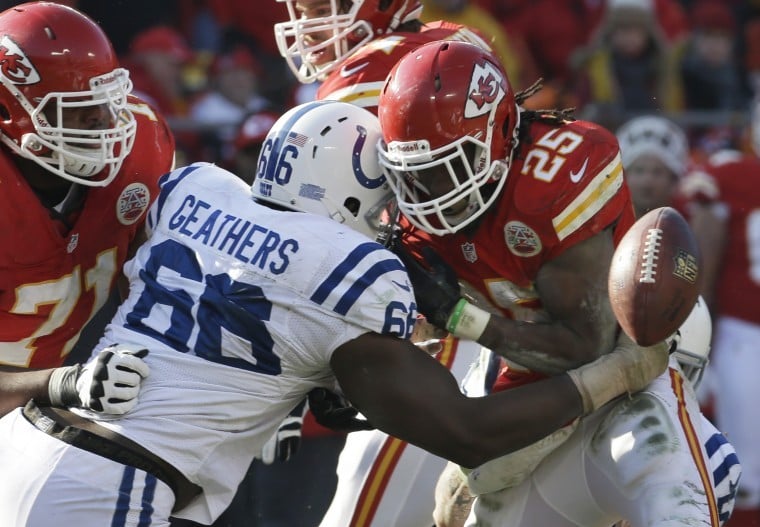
[378,104,518,236]
[1,68,136,187]
[671,340,709,389]
[274,0,373,83]
[667,296,712,389]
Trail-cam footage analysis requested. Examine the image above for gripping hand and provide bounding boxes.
[48,344,150,414]
[260,399,308,464]
[566,332,669,414]
[308,388,374,433]
[392,244,461,329]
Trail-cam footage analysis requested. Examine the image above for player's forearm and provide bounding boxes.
[452,304,594,374]
[439,334,667,467]
[446,374,583,468]
[0,367,55,417]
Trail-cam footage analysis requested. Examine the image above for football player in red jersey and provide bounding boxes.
[377,40,740,527]
[274,0,494,114]
[273,3,499,525]
[0,3,174,416]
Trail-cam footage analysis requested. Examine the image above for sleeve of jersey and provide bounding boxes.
[308,241,417,340]
[317,54,395,112]
[128,96,176,181]
[545,127,630,257]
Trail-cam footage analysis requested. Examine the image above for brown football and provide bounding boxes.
[608,207,701,346]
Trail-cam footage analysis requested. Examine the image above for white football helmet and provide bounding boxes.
[669,295,712,388]
[273,0,422,83]
[616,115,688,177]
[252,100,393,239]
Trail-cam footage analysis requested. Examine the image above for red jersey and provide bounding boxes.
[317,21,493,115]
[400,118,635,388]
[0,96,175,368]
[700,151,760,324]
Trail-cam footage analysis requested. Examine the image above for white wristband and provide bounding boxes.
[446,299,491,341]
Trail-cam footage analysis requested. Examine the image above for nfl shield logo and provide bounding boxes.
[461,242,478,263]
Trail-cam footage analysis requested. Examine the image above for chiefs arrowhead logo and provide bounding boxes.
[0,36,40,85]
[116,182,151,225]
[464,61,506,119]
[470,73,499,108]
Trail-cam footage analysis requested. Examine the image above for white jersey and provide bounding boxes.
[81,162,417,522]
[448,355,741,527]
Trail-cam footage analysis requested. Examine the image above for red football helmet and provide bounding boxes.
[377,40,520,235]
[274,0,423,83]
[0,2,136,186]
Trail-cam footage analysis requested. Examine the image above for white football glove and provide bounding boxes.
[566,332,669,414]
[48,344,150,414]
[260,399,308,464]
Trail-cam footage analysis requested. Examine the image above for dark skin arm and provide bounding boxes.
[0,229,149,418]
[0,366,56,417]
[477,228,619,374]
[331,332,583,469]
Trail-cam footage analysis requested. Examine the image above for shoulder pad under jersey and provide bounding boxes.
[122,94,176,181]
[318,23,491,110]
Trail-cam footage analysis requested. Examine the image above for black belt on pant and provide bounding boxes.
[22,399,202,513]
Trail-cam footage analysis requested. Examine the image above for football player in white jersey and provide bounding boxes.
[0,101,667,526]
[274,3,495,524]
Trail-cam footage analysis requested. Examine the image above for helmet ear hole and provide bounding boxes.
[0,104,10,121]
[344,197,360,217]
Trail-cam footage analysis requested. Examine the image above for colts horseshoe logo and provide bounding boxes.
[352,124,386,189]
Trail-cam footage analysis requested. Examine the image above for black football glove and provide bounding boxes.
[392,243,462,330]
[260,399,307,464]
[308,388,374,433]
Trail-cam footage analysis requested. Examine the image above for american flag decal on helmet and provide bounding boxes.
[287,131,309,147]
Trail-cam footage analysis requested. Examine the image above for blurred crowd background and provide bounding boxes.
[6,0,758,176]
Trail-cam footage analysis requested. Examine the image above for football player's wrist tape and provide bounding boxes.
[446,299,491,341]
[566,333,668,414]
[48,365,82,407]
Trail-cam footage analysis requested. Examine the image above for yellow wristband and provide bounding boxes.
[446,299,490,341]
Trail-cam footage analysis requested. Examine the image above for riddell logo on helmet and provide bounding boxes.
[92,71,121,88]
[388,140,429,154]
[464,62,505,119]
[0,36,40,84]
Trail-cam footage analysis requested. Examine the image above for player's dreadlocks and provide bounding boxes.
[514,79,576,145]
